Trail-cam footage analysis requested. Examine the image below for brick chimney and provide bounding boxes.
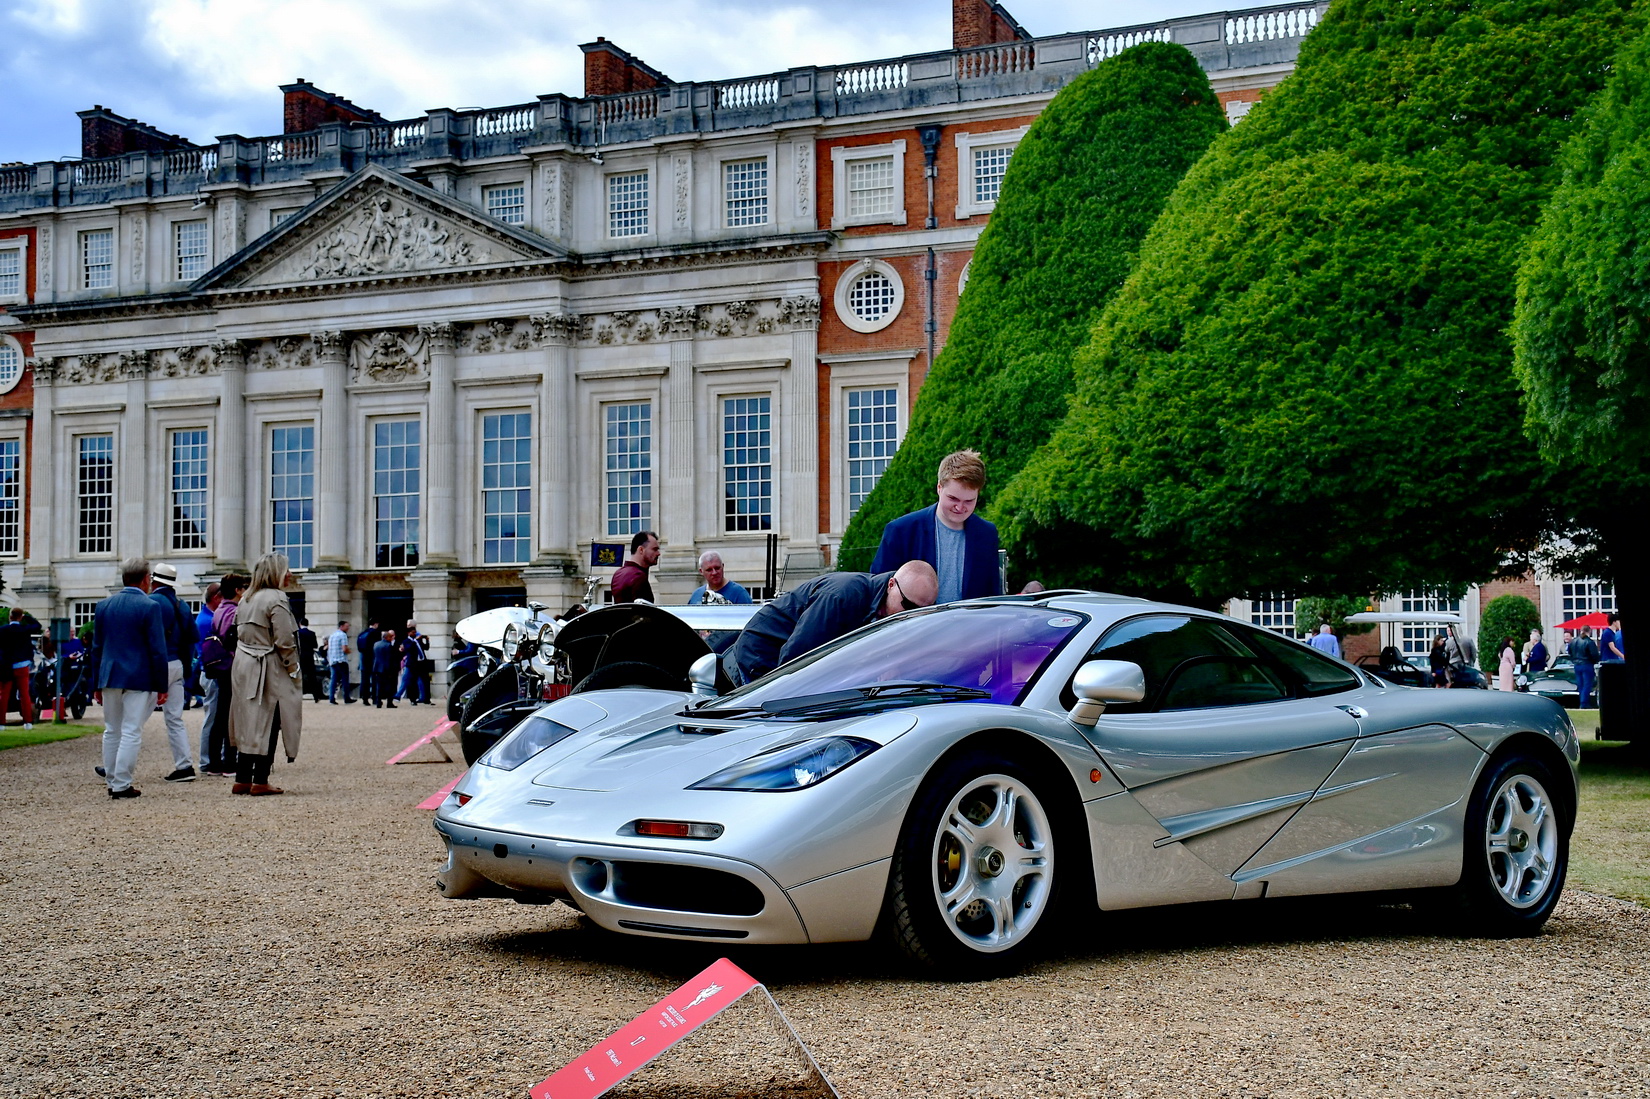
[77,107,194,159]
[580,38,671,97]
[280,79,386,134]
[953,0,1031,50]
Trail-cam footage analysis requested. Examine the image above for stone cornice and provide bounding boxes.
[34,292,822,387]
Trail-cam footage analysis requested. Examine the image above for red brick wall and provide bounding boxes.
[816,115,1038,238]
[815,247,975,534]
[1343,629,1382,665]
[583,41,664,97]
[0,230,33,557]
[953,0,1026,49]
[80,112,191,159]
[1479,576,1541,615]
[283,86,379,134]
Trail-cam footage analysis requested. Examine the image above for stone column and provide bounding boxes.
[421,322,458,565]
[409,568,459,695]
[19,358,60,617]
[313,331,350,568]
[118,350,150,559]
[782,295,822,550]
[213,340,247,571]
[660,307,698,573]
[534,313,577,569]
[298,570,349,653]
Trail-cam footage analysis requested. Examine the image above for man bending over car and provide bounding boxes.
[722,561,938,689]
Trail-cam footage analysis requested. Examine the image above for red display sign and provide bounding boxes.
[530,958,761,1099]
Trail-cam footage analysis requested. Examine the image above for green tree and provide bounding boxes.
[995,0,1636,603]
[1478,594,1542,674]
[837,41,1225,570]
[1512,13,1650,742]
[1293,595,1376,640]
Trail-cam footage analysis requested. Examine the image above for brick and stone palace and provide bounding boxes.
[0,1,1323,678]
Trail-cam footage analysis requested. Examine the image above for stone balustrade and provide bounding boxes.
[0,0,1328,214]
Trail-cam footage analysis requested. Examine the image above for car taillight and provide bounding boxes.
[454,792,472,807]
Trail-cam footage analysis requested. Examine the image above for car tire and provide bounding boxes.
[886,751,1061,979]
[447,672,479,723]
[571,661,684,695]
[1451,751,1571,936]
[459,665,522,765]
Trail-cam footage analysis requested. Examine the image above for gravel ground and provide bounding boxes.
[3,701,1647,1099]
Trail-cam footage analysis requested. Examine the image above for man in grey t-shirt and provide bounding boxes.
[871,449,1003,603]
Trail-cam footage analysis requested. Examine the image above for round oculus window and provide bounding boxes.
[0,338,21,395]
[849,271,895,323]
[833,260,905,334]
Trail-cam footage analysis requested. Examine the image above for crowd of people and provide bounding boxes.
[89,553,302,799]
[81,548,449,800]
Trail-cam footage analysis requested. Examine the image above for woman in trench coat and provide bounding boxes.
[229,552,303,795]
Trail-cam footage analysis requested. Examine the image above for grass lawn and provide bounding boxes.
[0,722,100,752]
[1574,728,1650,907]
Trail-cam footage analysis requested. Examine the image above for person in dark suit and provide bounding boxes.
[372,628,400,709]
[871,449,1004,603]
[90,557,170,798]
[357,620,381,705]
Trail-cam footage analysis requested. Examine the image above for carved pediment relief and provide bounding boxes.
[201,164,563,292]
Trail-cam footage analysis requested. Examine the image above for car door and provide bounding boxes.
[1233,626,1487,895]
[1074,615,1361,880]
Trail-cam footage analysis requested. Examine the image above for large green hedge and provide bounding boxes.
[1478,594,1542,673]
[1514,14,1650,473]
[837,41,1224,571]
[995,0,1636,602]
[1511,12,1650,748]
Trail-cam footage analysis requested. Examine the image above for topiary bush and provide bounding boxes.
[837,40,1225,571]
[1478,594,1542,674]
[995,0,1638,602]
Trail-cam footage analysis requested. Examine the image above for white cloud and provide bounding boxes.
[0,0,1228,163]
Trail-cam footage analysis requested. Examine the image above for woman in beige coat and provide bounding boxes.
[229,552,303,795]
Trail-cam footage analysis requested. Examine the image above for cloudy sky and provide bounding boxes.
[2,0,1226,164]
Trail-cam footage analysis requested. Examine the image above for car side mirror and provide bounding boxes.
[689,653,720,698]
[1069,659,1146,727]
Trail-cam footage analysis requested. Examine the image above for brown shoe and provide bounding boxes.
[230,783,251,795]
[249,784,284,796]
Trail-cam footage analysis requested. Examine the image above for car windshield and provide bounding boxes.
[708,603,1088,713]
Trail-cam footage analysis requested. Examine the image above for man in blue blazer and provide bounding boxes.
[90,557,171,798]
[871,449,1004,603]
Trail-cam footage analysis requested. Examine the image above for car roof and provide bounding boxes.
[947,590,1212,620]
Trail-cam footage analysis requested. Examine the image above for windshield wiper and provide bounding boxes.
[761,682,992,716]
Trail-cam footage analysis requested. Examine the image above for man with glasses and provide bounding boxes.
[722,561,938,689]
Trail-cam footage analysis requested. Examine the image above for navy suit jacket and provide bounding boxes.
[372,639,399,675]
[90,587,169,692]
[871,505,1003,600]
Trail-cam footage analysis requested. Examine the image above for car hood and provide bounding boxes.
[527,699,919,792]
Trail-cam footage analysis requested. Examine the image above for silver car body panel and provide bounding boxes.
[434,593,1580,944]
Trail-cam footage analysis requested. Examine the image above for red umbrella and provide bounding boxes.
[1556,611,1609,630]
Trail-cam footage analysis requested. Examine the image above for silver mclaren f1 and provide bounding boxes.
[433,592,1579,977]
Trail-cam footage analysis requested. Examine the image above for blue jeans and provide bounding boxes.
[328,662,353,702]
[1576,662,1596,709]
[396,665,428,704]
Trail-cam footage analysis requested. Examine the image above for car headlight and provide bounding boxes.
[689,736,878,792]
[479,715,577,771]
